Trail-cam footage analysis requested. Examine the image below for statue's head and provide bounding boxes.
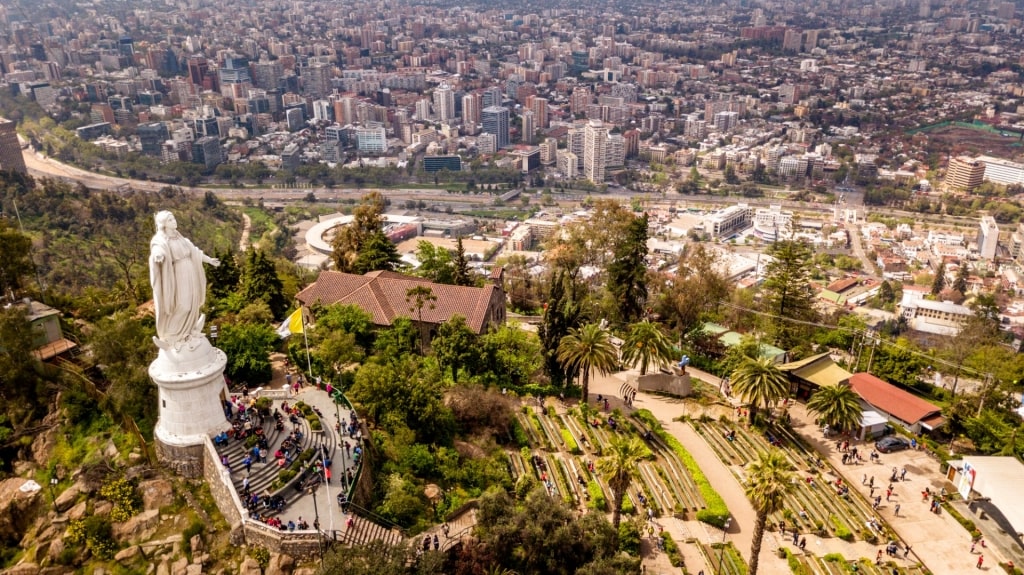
[155,210,177,233]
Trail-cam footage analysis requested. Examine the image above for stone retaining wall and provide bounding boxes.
[201,437,326,560]
[156,440,204,479]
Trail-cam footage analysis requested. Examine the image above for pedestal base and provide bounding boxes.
[155,438,205,479]
[149,335,230,478]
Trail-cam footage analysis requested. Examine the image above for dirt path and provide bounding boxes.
[239,213,251,251]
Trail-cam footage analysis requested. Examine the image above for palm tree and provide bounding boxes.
[806,384,862,434]
[730,356,789,425]
[621,320,675,376]
[558,322,618,405]
[745,450,796,575]
[596,436,647,529]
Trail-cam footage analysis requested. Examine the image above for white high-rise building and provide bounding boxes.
[583,120,608,184]
[433,82,455,122]
[521,110,535,144]
[606,133,625,168]
[567,126,585,169]
[415,98,432,121]
[977,215,1000,260]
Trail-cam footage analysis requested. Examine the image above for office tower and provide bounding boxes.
[481,87,503,108]
[187,56,208,86]
[946,156,985,192]
[521,110,535,144]
[138,122,170,156]
[583,119,608,184]
[252,59,284,90]
[356,125,387,153]
[191,136,222,169]
[482,106,509,149]
[303,62,331,98]
[0,118,26,174]
[312,100,333,122]
[462,92,481,131]
[433,82,455,122]
[219,54,251,85]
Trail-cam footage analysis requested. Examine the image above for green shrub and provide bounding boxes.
[830,515,853,541]
[781,547,810,575]
[250,545,271,568]
[561,429,580,454]
[254,397,272,413]
[587,481,607,511]
[66,515,117,560]
[823,553,845,562]
[510,419,530,448]
[277,469,297,484]
[618,521,641,556]
[661,532,684,567]
[244,434,259,449]
[99,477,140,523]
[309,417,323,431]
[622,493,635,515]
[182,520,204,555]
[634,410,730,527]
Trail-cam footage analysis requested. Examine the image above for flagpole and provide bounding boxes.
[301,309,313,378]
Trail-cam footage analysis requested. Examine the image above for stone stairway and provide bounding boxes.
[213,401,338,508]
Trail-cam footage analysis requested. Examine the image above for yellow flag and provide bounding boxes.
[277,309,304,338]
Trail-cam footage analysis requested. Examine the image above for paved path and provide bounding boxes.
[588,370,791,575]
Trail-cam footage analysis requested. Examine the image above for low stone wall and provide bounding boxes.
[636,372,692,397]
[202,438,244,528]
[156,440,205,479]
[252,387,290,400]
[242,520,322,561]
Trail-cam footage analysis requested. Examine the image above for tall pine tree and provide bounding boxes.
[240,249,287,319]
[607,213,649,325]
[760,240,818,350]
[453,236,473,286]
[207,249,240,300]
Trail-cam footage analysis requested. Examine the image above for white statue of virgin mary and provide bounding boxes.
[149,211,220,347]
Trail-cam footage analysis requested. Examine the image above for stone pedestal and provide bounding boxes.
[149,335,228,478]
[636,371,692,397]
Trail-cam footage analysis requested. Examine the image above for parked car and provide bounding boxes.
[875,436,911,454]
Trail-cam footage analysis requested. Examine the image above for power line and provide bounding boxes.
[715,300,993,380]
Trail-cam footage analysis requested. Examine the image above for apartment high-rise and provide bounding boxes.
[529,96,549,129]
[521,110,535,144]
[462,92,481,133]
[0,118,26,174]
[583,119,608,184]
[481,106,509,149]
[433,82,455,122]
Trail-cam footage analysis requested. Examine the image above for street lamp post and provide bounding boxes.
[49,477,58,513]
[310,483,325,570]
[717,517,732,575]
